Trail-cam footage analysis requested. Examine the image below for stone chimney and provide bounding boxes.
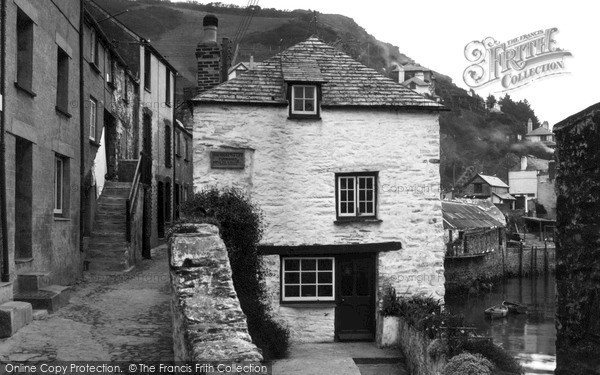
[520,156,528,171]
[527,118,533,133]
[396,65,405,83]
[196,14,222,94]
[542,121,549,130]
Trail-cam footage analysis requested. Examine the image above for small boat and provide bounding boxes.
[503,300,528,314]
[484,304,508,318]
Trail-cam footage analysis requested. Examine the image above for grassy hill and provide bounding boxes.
[94,0,546,189]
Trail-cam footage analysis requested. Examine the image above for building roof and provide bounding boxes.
[477,174,510,188]
[526,126,554,136]
[401,76,429,87]
[554,102,600,132]
[442,201,506,230]
[493,191,516,201]
[193,37,444,109]
[395,63,432,72]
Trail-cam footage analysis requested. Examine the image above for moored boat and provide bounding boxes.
[484,304,508,318]
[503,300,528,314]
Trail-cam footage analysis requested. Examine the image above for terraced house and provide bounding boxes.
[191,17,446,343]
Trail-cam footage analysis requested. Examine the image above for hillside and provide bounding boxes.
[93,0,547,189]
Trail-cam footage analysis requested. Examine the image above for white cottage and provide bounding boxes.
[192,36,446,343]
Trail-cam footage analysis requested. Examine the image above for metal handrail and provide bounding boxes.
[126,153,144,242]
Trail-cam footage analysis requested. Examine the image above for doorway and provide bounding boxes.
[15,138,33,260]
[335,253,376,341]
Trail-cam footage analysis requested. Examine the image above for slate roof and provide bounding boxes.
[493,191,516,201]
[526,126,553,136]
[402,77,429,87]
[442,201,506,230]
[477,174,510,188]
[193,37,444,109]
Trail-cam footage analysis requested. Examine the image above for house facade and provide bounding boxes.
[462,173,515,211]
[86,0,177,247]
[525,120,555,147]
[1,0,83,290]
[192,30,446,342]
[508,155,556,218]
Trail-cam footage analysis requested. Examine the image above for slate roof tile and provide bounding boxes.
[193,37,444,109]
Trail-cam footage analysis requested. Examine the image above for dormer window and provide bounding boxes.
[292,85,317,115]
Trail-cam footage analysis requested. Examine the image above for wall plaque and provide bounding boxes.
[210,151,245,169]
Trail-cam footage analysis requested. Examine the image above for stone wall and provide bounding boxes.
[553,102,600,375]
[445,244,555,293]
[169,224,263,363]
[397,317,447,375]
[5,0,83,286]
[193,104,446,342]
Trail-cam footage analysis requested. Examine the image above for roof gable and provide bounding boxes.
[193,37,443,109]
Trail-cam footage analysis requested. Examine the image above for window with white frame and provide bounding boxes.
[54,155,67,215]
[282,257,334,302]
[336,173,377,218]
[291,85,317,115]
[89,97,97,141]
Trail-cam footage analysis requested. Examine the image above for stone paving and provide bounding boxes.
[0,244,173,363]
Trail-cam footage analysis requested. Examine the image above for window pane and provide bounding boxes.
[301,272,316,284]
[318,272,332,283]
[341,202,347,213]
[356,262,370,296]
[318,285,333,297]
[366,190,373,201]
[359,177,366,188]
[285,259,300,271]
[294,99,304,111]
[285,285,300,297]
[340,260,353,296]
[359,202,366,213]
[340,178,346,189]
[318,259,332,270]
[305,99,314,112]
[294,86,303,98]
[301,259,316,271]
[301,285,316,297]
[284,272,299,284]
[366,178,373,189]
[305,87,315,98]
[366,202,373,213]
[359,190,365,201]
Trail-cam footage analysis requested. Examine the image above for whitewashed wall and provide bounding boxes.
[193,104,446,342]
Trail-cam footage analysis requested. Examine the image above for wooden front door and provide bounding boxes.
[335,254,376,341]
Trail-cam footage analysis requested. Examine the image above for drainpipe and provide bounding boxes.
[172,71,176,221]
[79,0,85,253]
[1,0,10,282]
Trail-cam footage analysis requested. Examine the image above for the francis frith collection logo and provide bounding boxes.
[463,27,572,91]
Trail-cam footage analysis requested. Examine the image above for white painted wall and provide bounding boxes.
[193,104,446,342]
[508,170,538,196]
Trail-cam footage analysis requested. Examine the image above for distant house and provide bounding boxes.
[442,200,506,257]
[461,173,515,211]
[191,16,446,343]
[508,155,556,218]
[393,63,435,97]
[525,120,555,148]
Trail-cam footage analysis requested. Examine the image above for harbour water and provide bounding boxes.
[445,275,556,374]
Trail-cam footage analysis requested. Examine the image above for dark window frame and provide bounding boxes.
[473,183,483,194]
[55,46,70,116]
[165,124,172,168]
[16,7,34,93]
[334,172,378,221]
[287,83,321,119]
[280,256,335,303]
[144,48,151,92]
[165,69,171,106]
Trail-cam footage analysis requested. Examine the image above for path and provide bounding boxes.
[0,245,173,362]
[272,342,409,375]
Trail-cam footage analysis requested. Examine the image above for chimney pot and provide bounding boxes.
[203,14,218,27]
[200,15,218,44]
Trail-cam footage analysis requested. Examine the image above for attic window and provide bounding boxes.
[291,85,318,116]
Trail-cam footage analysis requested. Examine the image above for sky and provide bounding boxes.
[172,0,599,126]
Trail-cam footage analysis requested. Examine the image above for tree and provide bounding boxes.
[486,94,496,109]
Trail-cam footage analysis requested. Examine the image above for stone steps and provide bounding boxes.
[14,285,71,313]
[84,258,130,272]
[0,301,32,338]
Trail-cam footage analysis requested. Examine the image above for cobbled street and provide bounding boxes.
[0,245,173,363]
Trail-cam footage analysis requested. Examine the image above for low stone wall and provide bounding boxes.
[169,224,263,363]
[397,317,447,375]
[445,245,555,293]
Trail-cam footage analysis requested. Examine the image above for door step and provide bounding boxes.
[0,301,33,338]
[14,285,71,313]
[17,272,51,292]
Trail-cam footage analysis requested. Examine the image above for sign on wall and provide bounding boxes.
[210,151,245,169]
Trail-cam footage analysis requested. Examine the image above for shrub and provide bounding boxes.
[443,352,494,375]
[381,286,402,317]
[180,187,290,360]
[460,340,523,374]
[427,338,449,359]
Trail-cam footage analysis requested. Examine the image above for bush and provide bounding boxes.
[181,187,290,360]
[443,352,494,375]
[381,286,402,317]
[427,338,449,359]
[460,340,523,374]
